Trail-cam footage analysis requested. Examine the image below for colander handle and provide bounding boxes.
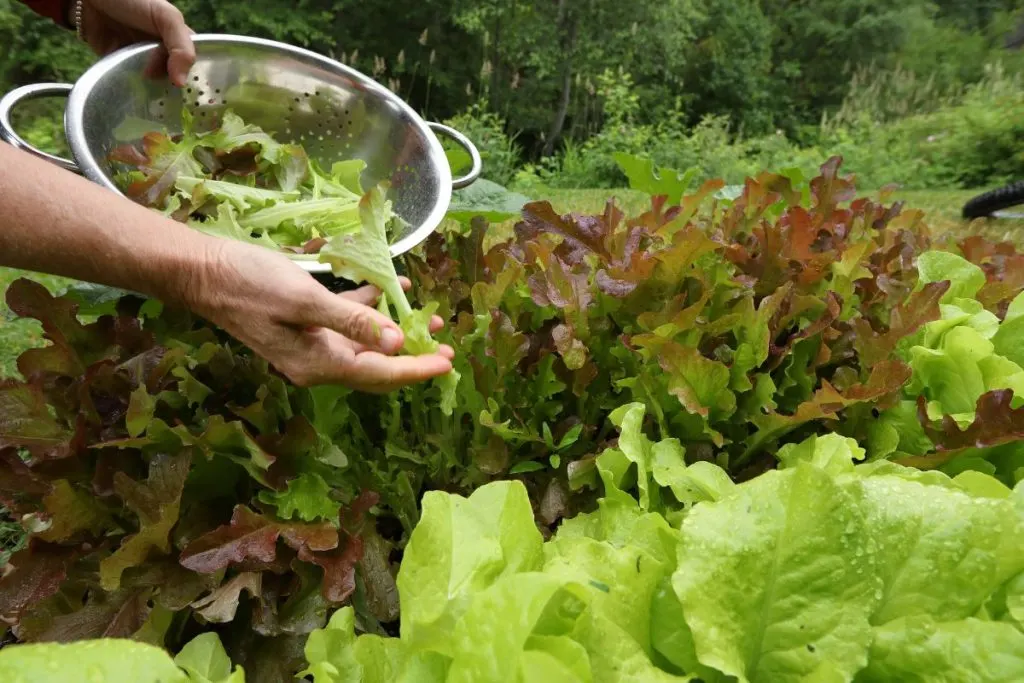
[0,83,80,174]
[428,122,482,190]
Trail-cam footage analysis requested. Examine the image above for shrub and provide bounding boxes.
[822,62,1024,189]
[443,102,521,187]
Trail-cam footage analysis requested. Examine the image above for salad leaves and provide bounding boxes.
[110,110,394,255]
[13,448,1017,682]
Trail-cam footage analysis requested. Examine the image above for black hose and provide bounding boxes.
[962,181,1024,219]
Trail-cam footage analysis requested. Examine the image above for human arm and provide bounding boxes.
[0,141,454,391]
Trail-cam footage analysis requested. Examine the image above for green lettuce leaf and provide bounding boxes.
[858,616,1024,682]
[320,185,460,413]
[396,480,544,653]
[672,465,879,683]
[850,466,1024,625]
[916,250,986,303]
[174,632,245,683]
[301,606,417,683]
[599,403,733,513]
[257,472,339,523]
[446,573,591,683]
[0,639,188,683]
[776,432,864,474]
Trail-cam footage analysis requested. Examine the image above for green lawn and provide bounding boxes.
[2,187,1022,377]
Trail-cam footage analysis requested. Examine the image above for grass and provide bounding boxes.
[1,187,1022,378]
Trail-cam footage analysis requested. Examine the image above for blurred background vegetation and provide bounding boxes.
[0,0,1022,192]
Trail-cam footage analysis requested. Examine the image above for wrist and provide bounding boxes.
[142,228,225,311]
[63,0,78,32]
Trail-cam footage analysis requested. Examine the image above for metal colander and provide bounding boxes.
[0,34,482,273]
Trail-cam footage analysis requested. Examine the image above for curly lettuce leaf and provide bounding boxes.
[320,185,460,412]
[598,403,734,514]
[776,432,865,474]
[175,176,299,212]
[257,472,339,523]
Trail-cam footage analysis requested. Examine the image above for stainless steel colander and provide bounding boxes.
[0,34,482,274]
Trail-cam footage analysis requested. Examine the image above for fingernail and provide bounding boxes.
[380,328,401,352]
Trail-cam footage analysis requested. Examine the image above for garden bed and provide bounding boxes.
[1,158,1023,682]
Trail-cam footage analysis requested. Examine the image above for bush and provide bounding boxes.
[822,62,1024,189]
[443,103,521,187]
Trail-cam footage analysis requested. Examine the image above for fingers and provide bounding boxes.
[150,2,195,87]
[338,284,382,307]
[300,290,404,354]
[283,327,453,391]
[338,285,447,336]
[143,47,170,81]
[343,352,455,393]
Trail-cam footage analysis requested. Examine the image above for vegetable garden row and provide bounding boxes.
[1,149,1024,681]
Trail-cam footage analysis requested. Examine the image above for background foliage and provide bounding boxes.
[0,0,1022,191]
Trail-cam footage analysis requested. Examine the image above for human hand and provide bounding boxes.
[74,0,196,87]
[179,239,455,392]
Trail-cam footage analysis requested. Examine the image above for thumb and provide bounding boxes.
[149,2,196,87]
[300,291,405,354]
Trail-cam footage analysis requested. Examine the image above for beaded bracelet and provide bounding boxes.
[72,0,84,42]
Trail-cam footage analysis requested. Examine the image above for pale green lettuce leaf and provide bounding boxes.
[543,534,668,653]
[187,204,280,251]
[650,577,724,682]
[1006,573,1024,631]
[919,298,1000,347]
[908,325,1024,416]
[571,610,695,683]
[555,495,679,570]
[866,400,934,460]
[241,196,361,238]
[776,432,865,474]
[174,632,244,683]
[396,480,544,653]
[300,606,360,683]
[909,326,994,414]
[524,636,593,682]
[446,573,591,683]
[518,650,592,683]
[857,616,1024,682]
[602,403,731,512]
[310,159,366,199]
[992,316,1024,373]
[175,175,299,211]
[672,465,879,683]
[849,468,1024,625]
[0,640,187,683]
[301,606,425,683]
[916,250,985,302]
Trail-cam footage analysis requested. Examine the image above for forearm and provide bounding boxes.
[0,142,219,304]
